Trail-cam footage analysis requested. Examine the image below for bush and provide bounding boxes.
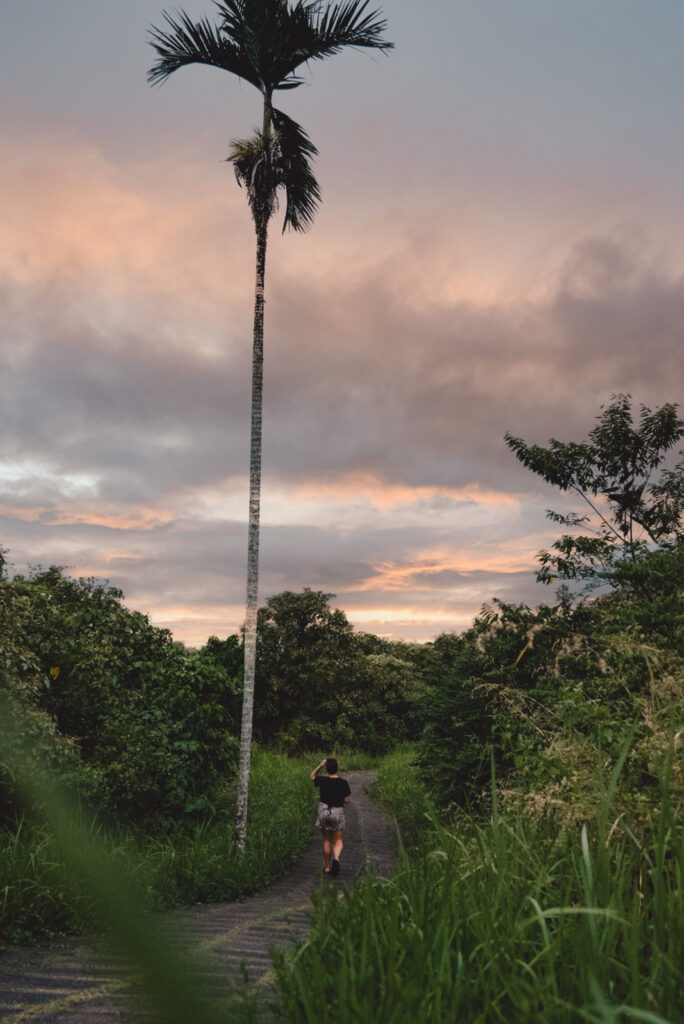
[418,543,684,822]
[0,563,238,830]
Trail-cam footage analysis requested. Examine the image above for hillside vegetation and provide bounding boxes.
[1,395,682,1020]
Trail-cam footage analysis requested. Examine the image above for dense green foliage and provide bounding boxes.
[418,542,683,817]
[505,394,683,587]
[0,559,238,829]
[413,396,682,817]
[0,555,415,947]
[1,554,421,845]
[200,588,426,754]
[370,747,434,852]
[277,748,683,1023]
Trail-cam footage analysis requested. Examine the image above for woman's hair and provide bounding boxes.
[325,757,338,774]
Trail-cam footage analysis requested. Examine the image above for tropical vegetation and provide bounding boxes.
[1,395,682,1020]
[271,397,683,1022]
[276,743,683,1023]
[505,394,683,588]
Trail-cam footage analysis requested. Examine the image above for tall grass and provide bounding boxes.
[369,746,434,851]
[274,749,684,1023]
[0,749,317,944]
[5,724,682,1022]
[136,750,317,908]
[0,816,92,943]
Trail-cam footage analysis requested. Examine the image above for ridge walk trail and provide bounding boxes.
[0,771,397,1023]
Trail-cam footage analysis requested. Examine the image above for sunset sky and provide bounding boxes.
[2,0,683,645]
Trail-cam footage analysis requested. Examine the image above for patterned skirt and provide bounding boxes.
[316,802,346,832]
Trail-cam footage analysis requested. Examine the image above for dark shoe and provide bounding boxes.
[331,859,340,877]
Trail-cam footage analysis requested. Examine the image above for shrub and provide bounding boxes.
[418,544,684,822]
[0,563,238,829]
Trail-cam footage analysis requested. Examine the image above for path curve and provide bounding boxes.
[0,770,396,1023]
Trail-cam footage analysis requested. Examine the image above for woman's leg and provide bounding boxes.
[322,829,332,871]
[332,829,344,863]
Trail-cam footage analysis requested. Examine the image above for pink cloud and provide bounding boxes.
[3,123,682,645]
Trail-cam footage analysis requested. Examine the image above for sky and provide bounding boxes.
[2,0,683,646]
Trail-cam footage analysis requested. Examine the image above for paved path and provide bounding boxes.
[0,771,396,1023]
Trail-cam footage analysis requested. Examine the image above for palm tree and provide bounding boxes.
[148,0,392,848]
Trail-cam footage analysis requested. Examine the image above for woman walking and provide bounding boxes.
[310,757,351,876]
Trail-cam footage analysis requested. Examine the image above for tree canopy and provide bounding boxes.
[241,588,424,753]
[505,394,684,590]
[0,562,238,829]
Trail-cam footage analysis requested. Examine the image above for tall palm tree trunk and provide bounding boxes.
[148,2,392,854]
[236,220,267,851]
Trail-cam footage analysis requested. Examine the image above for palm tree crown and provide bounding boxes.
[149,1,392,231]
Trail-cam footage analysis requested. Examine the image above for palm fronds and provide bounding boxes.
[148,8,260,87]
[271,108,321,231]
[230,131,280,228]
[151,1,393,93]
[229,109,320,232]
[310,0,393,56]
[148,0,392,229]
[217,0,302,83]
[247,0,394,86]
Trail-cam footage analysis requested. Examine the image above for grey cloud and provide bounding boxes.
[2,226,682,644]
[1,499,545,629]
[260,229,684,493]
[4,228,682,512]
[3,281,252,500]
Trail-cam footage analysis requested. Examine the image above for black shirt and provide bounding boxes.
[314,776,351,807]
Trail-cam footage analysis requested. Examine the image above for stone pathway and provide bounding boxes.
[0,771,396,1023]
